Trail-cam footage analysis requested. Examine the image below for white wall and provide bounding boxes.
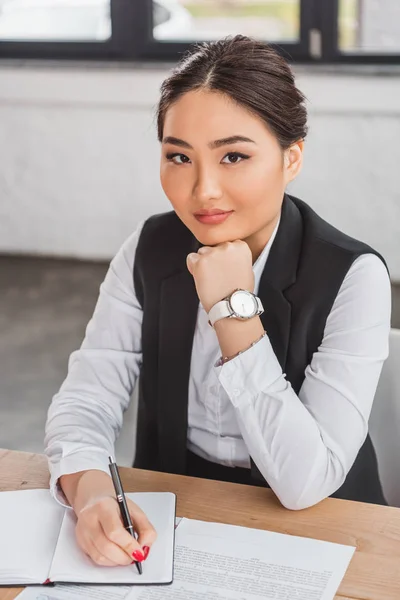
[0,64,399,279]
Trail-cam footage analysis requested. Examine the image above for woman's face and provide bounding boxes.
[160,89,303,259]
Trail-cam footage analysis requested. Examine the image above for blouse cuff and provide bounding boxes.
[216,333,284,407]
[48,449,112,508]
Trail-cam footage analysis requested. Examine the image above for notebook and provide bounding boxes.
[0,489,176,586]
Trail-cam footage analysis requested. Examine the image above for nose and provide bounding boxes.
[193,163,223,204]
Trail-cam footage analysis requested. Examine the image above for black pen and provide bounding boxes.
[108,456,142,575]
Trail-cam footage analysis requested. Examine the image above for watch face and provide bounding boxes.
[229,290,257,318]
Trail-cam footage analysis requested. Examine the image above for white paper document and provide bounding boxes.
[16,516,355,600]
[127,518,355,600]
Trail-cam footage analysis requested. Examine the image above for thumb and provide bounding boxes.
[127,498,157,551]
[186,252,200,275]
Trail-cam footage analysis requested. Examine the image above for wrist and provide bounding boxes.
[214,316,265,359]
[207,288,263,328]
[61,470,114,514]
[217,330,267,366]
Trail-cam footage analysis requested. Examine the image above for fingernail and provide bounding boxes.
[143,546,150,560]
[132,550,145,562]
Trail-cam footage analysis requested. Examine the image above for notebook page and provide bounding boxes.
[0,489,65,585]
[126,518,355,600]
[49,492,175,584]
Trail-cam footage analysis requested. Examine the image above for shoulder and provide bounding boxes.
[289,194,386,261]
[346,252,389,281]
[135,210,197,275]
[328,253,391,342]
[139,211,187,242]
[286,196,389,289]
[110,219,146,276]
[339,253,391,310]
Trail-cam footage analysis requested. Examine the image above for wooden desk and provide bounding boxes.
[1,449,400,600]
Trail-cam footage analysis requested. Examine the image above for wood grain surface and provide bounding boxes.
[1,448,400,600]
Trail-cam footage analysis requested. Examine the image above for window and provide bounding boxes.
[139,0,311,61]
[153,1,171,30]
[0,0,111,41]
[323,0,400,63]
[0,0,133,60]
[152,0,301,44]
[0,0,399,63]
[339,0,400,54]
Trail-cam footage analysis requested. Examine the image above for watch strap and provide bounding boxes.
[256,296,264,314]
[208,299,232,327]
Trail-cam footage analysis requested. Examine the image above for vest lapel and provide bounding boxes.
[257,195,303,369]
[258,283,291,369]
[250,195,303,482]
[157,239,200,475]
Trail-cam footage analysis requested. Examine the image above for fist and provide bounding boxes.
[76,495,157,567]
[186,240,254,313]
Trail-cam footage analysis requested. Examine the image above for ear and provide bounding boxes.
[284,140,304,184]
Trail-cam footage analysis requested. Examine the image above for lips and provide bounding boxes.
[194,209,231,216]
[194,210,234,225]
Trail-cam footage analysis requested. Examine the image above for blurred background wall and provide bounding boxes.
[0,0,399,464]
[0,66,399,277]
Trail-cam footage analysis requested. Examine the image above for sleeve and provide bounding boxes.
[216,254,391,510]
[44,221,145,507]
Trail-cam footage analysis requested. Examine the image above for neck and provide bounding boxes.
[244,212,281,264]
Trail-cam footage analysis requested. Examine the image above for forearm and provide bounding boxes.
[214,316,265,360]
[44,341,141,504]
[213,318,338,507]
[45,223,144,505]
[217,334,370,510]
[44,359,132,506]
[229,372,350,509]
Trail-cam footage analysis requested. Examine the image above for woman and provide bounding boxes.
[45,36,391,568]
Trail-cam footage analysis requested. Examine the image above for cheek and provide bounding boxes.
[228,159,284,208]
[160,165,191,211]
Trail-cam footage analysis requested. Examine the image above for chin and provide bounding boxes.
[179,212,242,245]
[192,225,239,247]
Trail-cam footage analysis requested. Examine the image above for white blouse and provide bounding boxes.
[45,218,391,510]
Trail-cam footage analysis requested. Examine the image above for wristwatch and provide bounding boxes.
[208,288,264,328]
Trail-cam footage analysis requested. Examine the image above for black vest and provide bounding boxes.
[133,194,387,505]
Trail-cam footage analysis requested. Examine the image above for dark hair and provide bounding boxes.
[157,35,308,150]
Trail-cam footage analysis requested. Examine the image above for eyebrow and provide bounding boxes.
[162,135,256,150]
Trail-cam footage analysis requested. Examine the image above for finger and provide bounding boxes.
[87,537,121,567]
[127,499,157,550]
[93,520,135,566]
[76,525,119,567]
[99,502,145,562]
[186,252,200,275]
[197,246,212,255]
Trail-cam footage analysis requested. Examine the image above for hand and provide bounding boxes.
[186,240,254,313]
[60,470,157,567]
[76,495,156,567]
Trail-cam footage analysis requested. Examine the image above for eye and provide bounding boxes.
[221,152,250,164]
[165,152,191,165]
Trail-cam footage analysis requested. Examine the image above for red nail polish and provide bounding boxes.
[143,546,150,560]
[132,550,145,562]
